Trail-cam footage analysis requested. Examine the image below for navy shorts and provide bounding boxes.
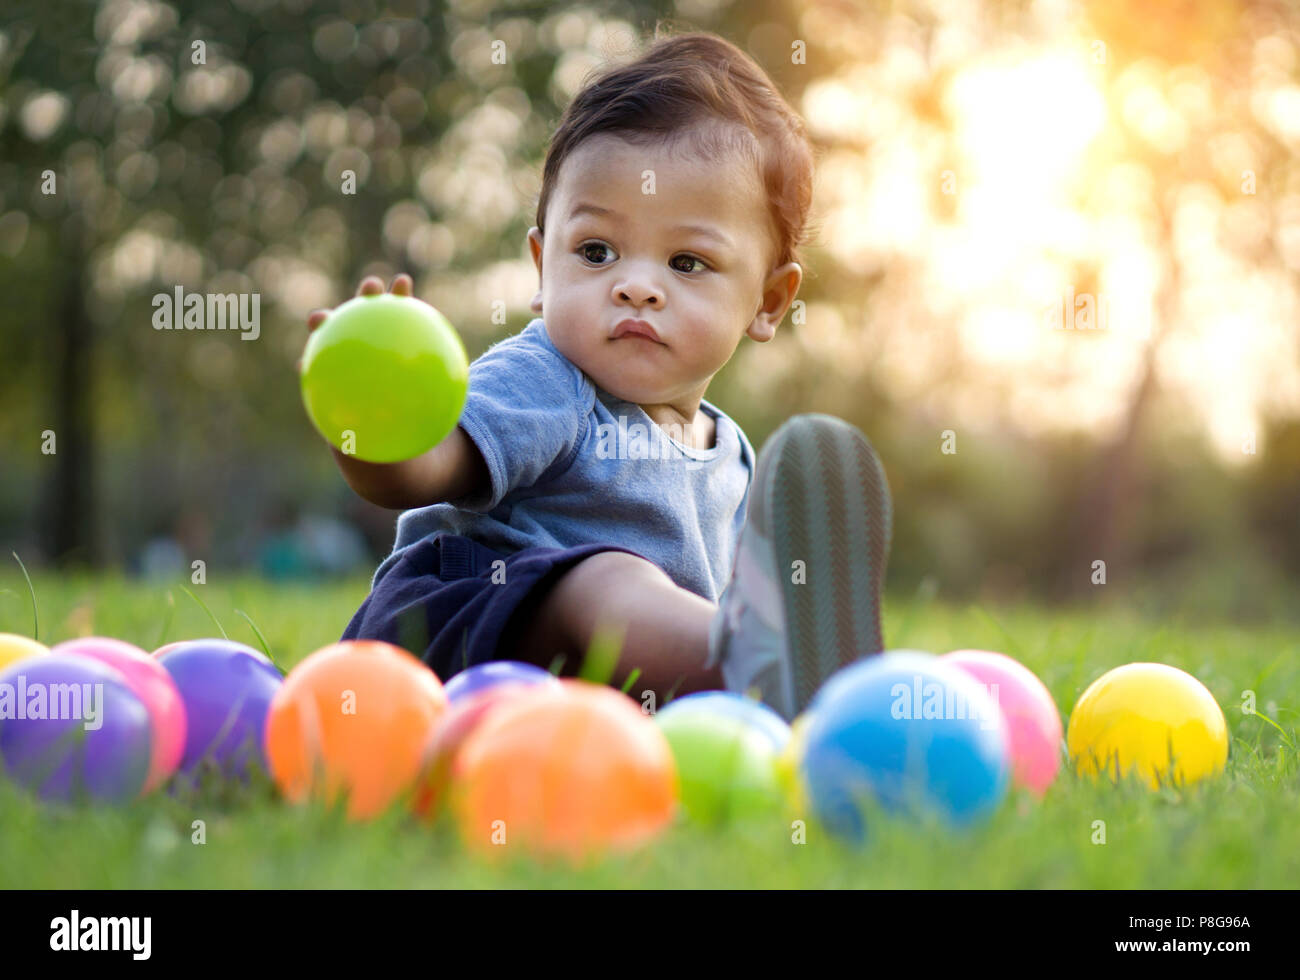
[341,533,645,683]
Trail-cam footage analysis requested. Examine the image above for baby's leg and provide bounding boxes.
[511,551,722,702]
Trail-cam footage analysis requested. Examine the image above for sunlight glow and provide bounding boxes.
[945,51,1106,194]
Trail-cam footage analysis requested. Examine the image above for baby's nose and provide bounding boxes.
[615,284,661,305]
[613,262,665,307]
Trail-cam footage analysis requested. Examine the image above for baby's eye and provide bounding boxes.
[670,254,708,274]
[578,241,615,265]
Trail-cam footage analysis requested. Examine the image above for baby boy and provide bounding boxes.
[303,31,892,720]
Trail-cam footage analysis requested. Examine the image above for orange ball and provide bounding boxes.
[413,683,536,819]
[265,640,448,819]
[451,680,679,861]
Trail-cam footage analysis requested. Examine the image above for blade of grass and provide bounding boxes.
[233,609,279,671]
[577,623,625,687]
[619,667,642,695]
[152,590,176,650]
[179,585,226,639]
[11,552,38,642]
[1250,709,1296,752]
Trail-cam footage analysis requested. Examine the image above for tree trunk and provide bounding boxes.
[43,217,98,568]
[1056,211,1179,597]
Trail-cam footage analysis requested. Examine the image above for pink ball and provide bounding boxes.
[54,637,188,795]
[940,649,1062,795]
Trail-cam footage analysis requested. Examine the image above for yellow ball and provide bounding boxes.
[1067,662,1228,789]
[0,633,48,672]
[775,713,813,813]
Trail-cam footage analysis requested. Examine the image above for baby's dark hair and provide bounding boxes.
[535,28,816,273]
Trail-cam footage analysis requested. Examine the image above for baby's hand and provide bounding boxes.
[297,273,415,373]
[299,271,488,509]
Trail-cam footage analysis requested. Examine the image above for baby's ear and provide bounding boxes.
[527,228,544,313]
[747,261,802,343]
[746,317,778,343]
[527,227,544,270]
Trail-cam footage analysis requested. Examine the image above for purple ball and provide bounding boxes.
[157,640,282,778]
[0,655,152,803]
[443,660,559,702]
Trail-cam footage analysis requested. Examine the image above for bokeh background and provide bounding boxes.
[2,0,1298,622]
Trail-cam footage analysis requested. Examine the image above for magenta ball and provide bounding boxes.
[53,637,188,795]
[940,649,1063,795]
[0,654,152,803]
[157,640,283,779]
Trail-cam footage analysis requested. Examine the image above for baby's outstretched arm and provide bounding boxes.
[301,274,489,511]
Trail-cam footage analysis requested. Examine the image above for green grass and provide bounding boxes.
[0,572,1296,888]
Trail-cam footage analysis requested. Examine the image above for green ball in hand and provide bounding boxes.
[300,293,469,463]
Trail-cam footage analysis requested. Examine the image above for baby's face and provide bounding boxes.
[528,131,801,413]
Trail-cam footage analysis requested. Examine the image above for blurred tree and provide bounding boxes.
[2,0,723,566]
[767,0,1300,597]
[1056,0,1297,595]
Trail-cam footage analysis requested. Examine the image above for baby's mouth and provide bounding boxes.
[611,318,666,344]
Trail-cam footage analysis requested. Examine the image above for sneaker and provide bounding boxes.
[706,414,892,720]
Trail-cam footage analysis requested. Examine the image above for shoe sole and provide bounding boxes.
[749,414,892,714]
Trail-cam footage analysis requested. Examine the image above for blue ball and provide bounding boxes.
[658,691,792,751]
[801,650,1010,839]
[443,660,559,702]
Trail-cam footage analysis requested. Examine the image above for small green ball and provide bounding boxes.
[300,294,469,463]
[656,710,783,826]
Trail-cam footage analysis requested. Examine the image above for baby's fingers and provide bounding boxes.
[356,275,385,297]
[306,309,329,332]
[390,273,414,296]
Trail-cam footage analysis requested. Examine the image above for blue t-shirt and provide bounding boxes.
[368,317,755,603]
